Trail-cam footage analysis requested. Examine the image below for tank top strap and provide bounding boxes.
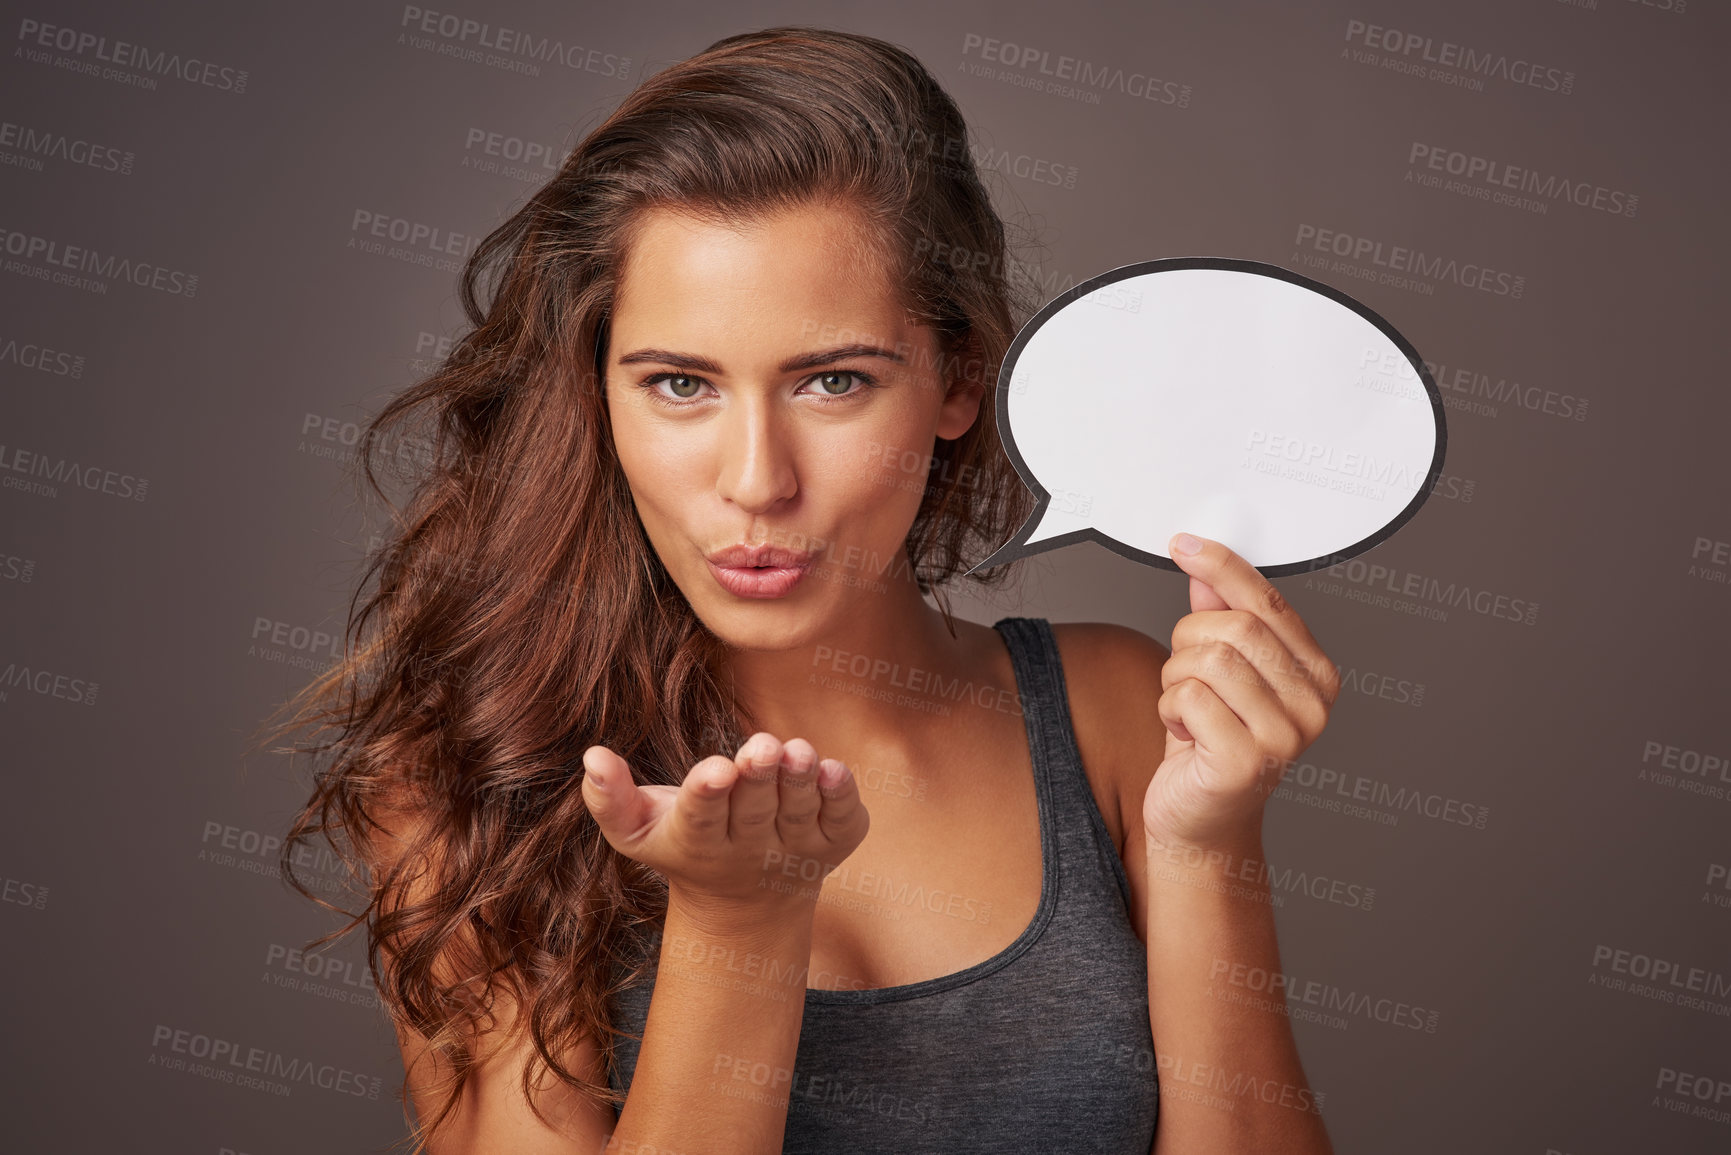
[991,615,1138,913]
[991,615,1090,811]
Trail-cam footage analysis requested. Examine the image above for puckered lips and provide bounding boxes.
[704,542,815,599]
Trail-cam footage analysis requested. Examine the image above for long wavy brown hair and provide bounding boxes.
[262,25,1038,1149]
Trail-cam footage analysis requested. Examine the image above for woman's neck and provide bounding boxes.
[719,569,999,766]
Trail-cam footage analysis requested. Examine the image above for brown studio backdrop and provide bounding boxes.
[1,0,1726,1151]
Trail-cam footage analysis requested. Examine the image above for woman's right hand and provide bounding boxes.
[580,733,870,921]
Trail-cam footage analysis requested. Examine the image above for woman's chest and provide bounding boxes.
[801,736,1124,993]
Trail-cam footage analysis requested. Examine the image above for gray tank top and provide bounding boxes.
[606,616,1160,1151]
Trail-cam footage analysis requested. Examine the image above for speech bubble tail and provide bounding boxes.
[963,539,1026,577]
[963,508,1075,576]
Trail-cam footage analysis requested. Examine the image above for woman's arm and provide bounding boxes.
[1136,827,1332,1154]
[364,802,618,1152]
[379,890,819,1154]
[1064,621,1334,1155]
[1135,534,1338,1154]
[368,736,864,1154]
[581,735,867,1152]
[610,893,817,1152]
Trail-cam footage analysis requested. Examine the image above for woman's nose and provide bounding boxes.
[716,397,797,513]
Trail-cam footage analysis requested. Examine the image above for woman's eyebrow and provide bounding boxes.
[614,344,907,373]
[778,344,908,372]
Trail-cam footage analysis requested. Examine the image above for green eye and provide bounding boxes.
[800,370,876,402]
[667,375,701,398]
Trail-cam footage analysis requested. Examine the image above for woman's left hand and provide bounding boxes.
[1144,532,1341,854]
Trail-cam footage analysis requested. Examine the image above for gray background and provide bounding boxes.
[2,1,1727,1152]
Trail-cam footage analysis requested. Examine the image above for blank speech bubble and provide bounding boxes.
[967,257,1447,578]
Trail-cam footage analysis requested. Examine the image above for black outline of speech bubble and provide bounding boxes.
[966,256,1448,579]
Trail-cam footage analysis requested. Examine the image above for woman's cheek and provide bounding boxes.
[811,437,906,521]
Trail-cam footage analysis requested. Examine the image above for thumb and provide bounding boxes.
[581,745,647,837]
[1169,532,1228,613]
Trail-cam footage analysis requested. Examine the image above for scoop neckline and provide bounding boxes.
[804,617,1059,1005]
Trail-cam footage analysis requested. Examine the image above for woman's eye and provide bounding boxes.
[804,371,870,398]
[642,373,710,403]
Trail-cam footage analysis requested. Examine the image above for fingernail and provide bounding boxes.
[1173,533,1203,556]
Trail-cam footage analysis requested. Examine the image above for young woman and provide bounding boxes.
[275,26,1339,1155]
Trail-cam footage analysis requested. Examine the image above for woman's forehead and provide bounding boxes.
[610,204,925,364]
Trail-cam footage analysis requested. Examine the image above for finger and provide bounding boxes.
[1171,608,1330,723]
[1167,533,1333,690]
[814,758,866,844]
[581,751,650,841]
[675,754,740,841]
[729,731,784,842]
[776,738,822,839]
[1189,575,1229,613]
[582,745,657,846]
[1157,678,1260,788]
[1160,643,1306,763]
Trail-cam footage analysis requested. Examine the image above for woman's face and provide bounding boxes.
[604,201,982,651]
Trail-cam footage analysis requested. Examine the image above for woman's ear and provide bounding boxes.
[935,332,988,441]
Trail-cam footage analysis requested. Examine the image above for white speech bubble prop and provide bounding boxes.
[968,258,1446,577]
